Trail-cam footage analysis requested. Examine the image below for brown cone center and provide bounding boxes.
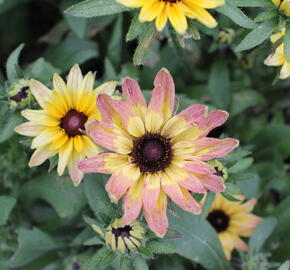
[61,109,88,137]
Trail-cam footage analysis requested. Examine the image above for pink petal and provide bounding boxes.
[184,160,215,175]
[235,237,248,251]
[105,165,140,203]
[144,190,168,237]
[199,174,225,192]
[78,153,114,174]
[162,179,201,214]
[177,104,207,125]
[122,78,147,108]
[122,180,143,224]
[68,152,84,186]
[192,137,239,160]
[153,68,175,120]
[178,174,207,193]
[142,174,161,211]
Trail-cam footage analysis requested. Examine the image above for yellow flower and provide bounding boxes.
[207,194,262,259]
[272,0,290,17]
[15,65,117,186]
[91,218,145,254]
[116,0,225,34]
[264,28,290,79]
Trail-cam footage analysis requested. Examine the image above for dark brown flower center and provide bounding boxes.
[10,86,29,102]
[207,210,230,232]
[132,133,172,173]
[160,0,181,3]
[60,109,88,137]
[214,166,224,177]
[112,225,132,239]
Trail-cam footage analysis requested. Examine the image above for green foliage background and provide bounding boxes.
[0,0,290,269]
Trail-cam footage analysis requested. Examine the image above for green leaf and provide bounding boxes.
[284,21,290,61]
[208,59,231,110]
[83,237,104,246]
[132,256,149,270]
[108,15,123,67]
[0,195,16,225]
[44,37,98,72]
[133,23,158,66]
[0,113,22,143]
[169,208,230,270]
[120,256,132,270]
[9,228,62,268]
[278,261,290,270]
[230,0,273,7]
[187,20,200,40]
[228,172,258,182]
[248,217,277,254]
[126,13,147,41]
[6,43,24,81]
[216,1,256,29]
[221,191,241,202]
[254,10,277,23]
[83,247,116,270]
[224,183,241,195]
[236,20,276,51]
[146,240,177,254]
[200,192,215,220]
[65,0,129,18]
[227,158,253,173]
[22,174,87,218]
[223,150,251,164]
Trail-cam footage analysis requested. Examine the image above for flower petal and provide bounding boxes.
[198,174,225,192]
[29,145,56,167]
[68,152,84,186]
[29,79,52,108]
[142,173,161,211]
[57,139,73,176]
[15,122,43,137]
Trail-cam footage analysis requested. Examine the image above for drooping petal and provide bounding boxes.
[280,61,290,79]
[105,164,141,203]
[29,145,57,167]
[142,173,161,211]
[122,178,144,224]
[68,152,84,186]
[144,190,168,237]
[264,44,285,67]
[192,137,239,160]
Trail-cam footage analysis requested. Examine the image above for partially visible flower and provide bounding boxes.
[8,79,34,108]
[272,0,290,17]
[207,194,262,259]
[209,160,228,180]
[79,68,239,237]
[15,65,117,185]
[264,28,290,79]
[116,0,225,34]
[217,28,235,45]
[92,218,145,254]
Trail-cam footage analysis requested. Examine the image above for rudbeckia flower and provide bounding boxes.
[207,194,262,259]
[78,68,239,236]
[264,28,290,79]
[15,65,117,186]
[272,0,290,17]
[116,0,225,34]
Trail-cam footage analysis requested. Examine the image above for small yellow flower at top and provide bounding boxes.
[96,219,145,254]
[15,65,118,186]
[264,27,290,79]
[272,0,290,17]
[116,0,225,34]
[207,194,262,259]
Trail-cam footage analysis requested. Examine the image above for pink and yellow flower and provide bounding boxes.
[78,68,239,236]
[207,194,262,259]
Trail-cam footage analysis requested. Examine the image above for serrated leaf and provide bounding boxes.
[248,217,277,254]
[9,228,62,267]
[6,43,24,81]
[65,0,129,18]
[133,23,158,66]
[83,247,116,270]
[22,174,87,218]
[236,20,276,51]
[0,196,16,225]
[216,1,256,29]
[169,208,230,270]
[284,21,290,61]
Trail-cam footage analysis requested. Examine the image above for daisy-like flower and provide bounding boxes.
[15,65,117,186]
[264,28,290,79]
[78,68,239,236]
[207,194,262,259]
[116,0,225,34]
[272,0,290,17]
